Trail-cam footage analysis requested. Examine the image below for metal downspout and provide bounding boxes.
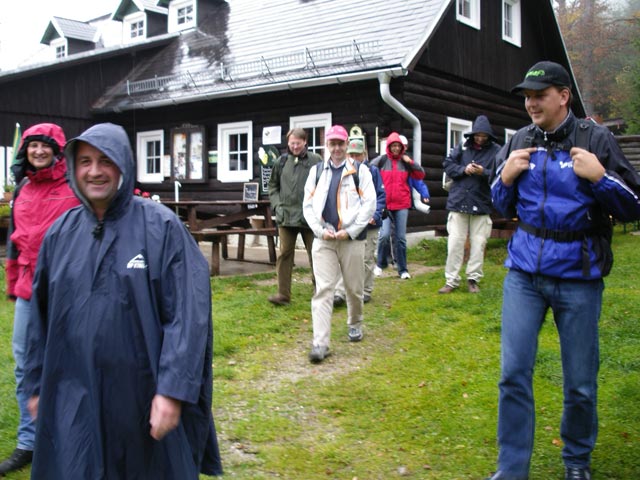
[378,72,421,163]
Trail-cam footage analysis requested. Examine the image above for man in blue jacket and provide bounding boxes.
[23,123,222,479]
[488,61,640,480]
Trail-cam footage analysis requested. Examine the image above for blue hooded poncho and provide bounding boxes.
[23,123,222,478]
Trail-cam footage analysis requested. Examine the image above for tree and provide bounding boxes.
[554,0,639,127]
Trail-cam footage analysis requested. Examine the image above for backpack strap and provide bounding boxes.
[315,160,361,195]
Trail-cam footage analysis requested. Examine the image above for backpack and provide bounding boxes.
[510,118,593,151]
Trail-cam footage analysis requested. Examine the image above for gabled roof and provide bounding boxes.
[112,0,168,21]
[41,17,98,45]
[93,0,451,111]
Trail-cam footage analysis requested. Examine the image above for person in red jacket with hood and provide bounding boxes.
[0,123,80,475]
[371,132,425,279]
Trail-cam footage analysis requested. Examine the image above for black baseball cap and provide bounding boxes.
[511,61,571,94]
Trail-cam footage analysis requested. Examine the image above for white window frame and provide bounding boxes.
[217,121,253,183]
[502,0,522,47]
[168,0,196,33]
[51,38,67,59]
[447,117,473,153]
[456,0,480,30]
[504,128,517,145]
[124,12,146,43]
[137,130,164,183]
[290,113,332,159]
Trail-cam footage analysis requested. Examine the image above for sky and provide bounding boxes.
[0,0,119,70]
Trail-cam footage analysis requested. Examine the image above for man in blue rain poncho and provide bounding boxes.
[22,123,222,479]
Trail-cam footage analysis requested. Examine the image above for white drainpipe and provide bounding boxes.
[378,72,421,163]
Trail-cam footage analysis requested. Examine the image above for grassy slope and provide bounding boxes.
[0,228,638,479]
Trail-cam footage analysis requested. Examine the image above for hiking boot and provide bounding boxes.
[565,467,591,480]
[348,326,363,342]
[438,284,456,294]
[468,279,480,293]
[363,293,372,303]
[309,345,330,363]
[400,271,411,280]
[0,448,33,475]
[268,293,290,306]
[373,266,383,277]
[333,295,346,308]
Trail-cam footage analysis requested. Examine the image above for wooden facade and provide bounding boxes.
[0,0,584,230]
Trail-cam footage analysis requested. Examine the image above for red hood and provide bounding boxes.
[385,132,406,160]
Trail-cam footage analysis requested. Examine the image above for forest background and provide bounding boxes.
[555,0,640,133]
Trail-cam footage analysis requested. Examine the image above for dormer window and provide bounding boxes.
[51,38,67,60]
[124,12,146,43]
[456,0,480,30]
[130,20,144,38]
[168,0,196,33]
[177,5,193,25]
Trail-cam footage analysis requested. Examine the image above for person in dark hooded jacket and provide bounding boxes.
[439,115,500,294]
[0,123,80,476]
[22,123,222,479]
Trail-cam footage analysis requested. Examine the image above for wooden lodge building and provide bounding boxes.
[0,0,585,231]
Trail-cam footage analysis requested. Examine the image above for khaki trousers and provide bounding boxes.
[444,212,492,287]
[311,238,366,348]
[335,227,378,298]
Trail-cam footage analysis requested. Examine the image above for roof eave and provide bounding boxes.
[93,67,408,113]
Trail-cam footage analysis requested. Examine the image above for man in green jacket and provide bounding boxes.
[268,128,323,305]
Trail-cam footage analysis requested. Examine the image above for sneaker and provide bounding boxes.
[348,326,363,342]
[468,279,480,293]
[333,295,346,308]
[0,448,33,475]
[438,284,457,294]
[268,293,290,306]
[309,345,330,363]
[373,266,383,277]
[400,271,411,280]
[484,472,528,480]
[363,293,372,303]
[565,467,591,480]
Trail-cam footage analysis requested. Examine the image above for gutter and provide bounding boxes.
[378,72,421,163]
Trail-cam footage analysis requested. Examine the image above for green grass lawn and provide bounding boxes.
[1,228,638,479]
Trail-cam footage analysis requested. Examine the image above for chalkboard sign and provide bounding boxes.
[243,183,259,208]
[260,166,273,195]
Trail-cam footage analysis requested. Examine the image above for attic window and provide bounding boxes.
[130,20,144,39]
[177,5,193,25]
[124,12,146,43]
[51,38,67,60]
[169,0,196,32]
[456,0,480,30]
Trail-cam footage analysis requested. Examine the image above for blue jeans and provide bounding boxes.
[376,209,408,274]
[12,298,36,451]
[497,270,602,476]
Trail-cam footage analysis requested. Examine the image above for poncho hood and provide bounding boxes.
[65,123,134,220]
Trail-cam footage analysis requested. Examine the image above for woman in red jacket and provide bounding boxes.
[0,123,80,475]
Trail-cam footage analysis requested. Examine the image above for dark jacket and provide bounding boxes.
[6,123,79,300]
[443,116,500,215]
[269,148,323,227]
[371,132,425,210]
[24,123,222,479]
[366,161,386,228]
[492,112,640,279]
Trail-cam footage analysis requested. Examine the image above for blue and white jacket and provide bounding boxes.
[492,113,640,279]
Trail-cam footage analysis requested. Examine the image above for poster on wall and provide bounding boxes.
[170,125,206,182]
[262,126,282,145]
[258,145,281,195]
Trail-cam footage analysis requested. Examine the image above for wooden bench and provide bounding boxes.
[191,227,278,276]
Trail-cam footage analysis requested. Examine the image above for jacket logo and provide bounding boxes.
[559,160,573,169]
[529,163,536,171]
[127,254,147,269]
